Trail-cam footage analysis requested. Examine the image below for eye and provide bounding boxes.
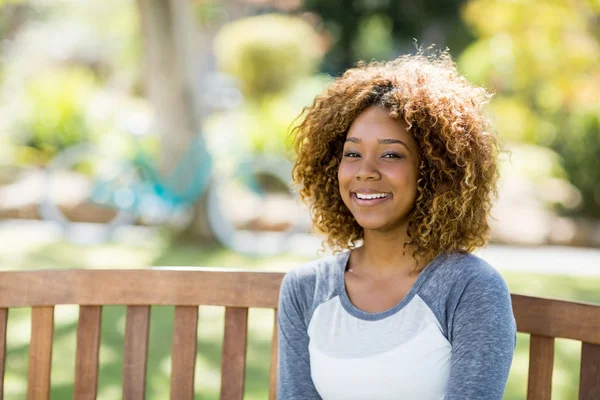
[343,151,360,158]
[382,152,404,159]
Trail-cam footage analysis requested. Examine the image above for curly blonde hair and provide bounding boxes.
[291,51,501,268]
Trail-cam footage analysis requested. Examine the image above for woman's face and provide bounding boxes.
[338,105,420,234]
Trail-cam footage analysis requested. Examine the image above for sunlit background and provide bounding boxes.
[0,0,599,399]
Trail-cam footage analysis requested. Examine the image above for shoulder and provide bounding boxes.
[434,252,513,317]
[418,251,512,336]
[438,253,516,344]
[281,251,346,289]
[428,251,508,292]
[279,251,347,310]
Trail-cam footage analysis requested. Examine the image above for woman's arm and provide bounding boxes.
[277,270,322,399]
[445,271,517,399]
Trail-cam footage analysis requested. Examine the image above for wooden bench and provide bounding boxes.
[0,268,599,400]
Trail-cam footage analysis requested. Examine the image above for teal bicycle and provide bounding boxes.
[38,76,306,256]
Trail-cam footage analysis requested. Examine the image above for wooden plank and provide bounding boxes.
[220,307,249,400]
[269,309,278,400]
[579,342,600,400]
[512,294,600,345]
[74,306,102,400]
[170,306,198,400]
[0,308,7,400]
[123,306,150,400]
[0,269,284,309]
[526,335,554,400]
[27,306,54,400]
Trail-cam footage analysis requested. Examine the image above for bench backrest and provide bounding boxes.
[0,268,282,400]
[0,268,599,400]
[511,294,600,399]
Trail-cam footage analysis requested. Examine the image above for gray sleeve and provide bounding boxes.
[277,269,322,399]
[445,271,516,399]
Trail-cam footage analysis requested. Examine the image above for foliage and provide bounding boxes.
[213,13,323,100]
[351,14,395,62]
[1,0,146,168]
[204,74,331,158]
[553,113,600,216]
[0,0,23,5]
[239,100,298,157]
[11,68,96,165]
[244,74,332,157]
[459,0,600,218]
[303,0,473,74]
[213,12,330,156]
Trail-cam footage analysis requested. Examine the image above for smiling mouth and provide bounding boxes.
[351,192,391,205]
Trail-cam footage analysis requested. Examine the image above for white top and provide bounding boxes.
[309,294,451,399]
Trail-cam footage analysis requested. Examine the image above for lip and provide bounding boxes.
[352,189,390,195]
[351,192,392,206]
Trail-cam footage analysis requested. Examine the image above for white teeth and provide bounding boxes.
[355,193,389,200]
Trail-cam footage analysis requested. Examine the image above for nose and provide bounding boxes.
[355,159,381,181]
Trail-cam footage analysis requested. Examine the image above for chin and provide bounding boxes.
[353,214,410,234]
[354,218,392,232]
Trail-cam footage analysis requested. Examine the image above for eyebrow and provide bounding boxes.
[345,137,411,152]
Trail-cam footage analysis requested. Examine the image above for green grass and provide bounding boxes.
[2,237,599,399]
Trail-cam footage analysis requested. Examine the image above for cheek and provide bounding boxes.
[385,165,418,185]
[337,164,352,187]
[337,166,352,205]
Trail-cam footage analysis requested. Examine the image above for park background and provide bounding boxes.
[0,0,599,398]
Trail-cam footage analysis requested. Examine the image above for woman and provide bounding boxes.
[277,52,516,399]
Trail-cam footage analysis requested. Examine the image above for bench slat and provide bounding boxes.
[0,269,283,308]
[74,306,102,400]
[513,294,600,345]
[123,306,150,400]
[28,306,54,400]
[579,342,600,400]
[526,335,554,400]
[220,307,248,400]
[0,308,7,400]
[269,310,278,400]
[170,306,198,400]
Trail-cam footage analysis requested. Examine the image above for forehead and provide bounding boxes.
[346,106,412,142]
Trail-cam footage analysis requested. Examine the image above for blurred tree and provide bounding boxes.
[136,0,260,241]
[303,0,474,74]
[0,2,29,42]
[214,13,322,101]
[136,0,219,242]
[459,0,600,218]
[212,13,326,156]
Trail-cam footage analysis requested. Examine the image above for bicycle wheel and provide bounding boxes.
[206,155,309,256]
[38,142,140,243]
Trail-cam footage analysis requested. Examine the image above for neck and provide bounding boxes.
[350,228,421,278]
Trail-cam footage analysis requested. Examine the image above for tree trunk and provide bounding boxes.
[136,0,215,242]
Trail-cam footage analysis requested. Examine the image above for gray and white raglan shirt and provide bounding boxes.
[277,250,516,400]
